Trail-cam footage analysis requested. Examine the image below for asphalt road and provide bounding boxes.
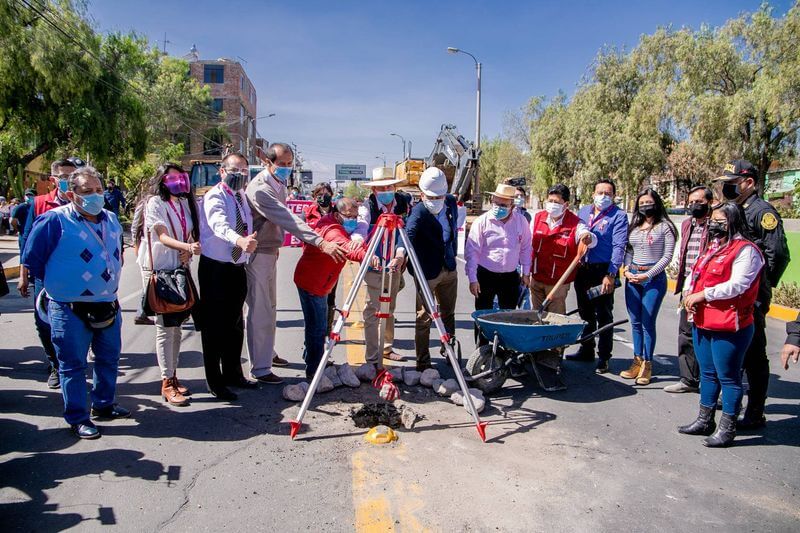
[0,246,798,532]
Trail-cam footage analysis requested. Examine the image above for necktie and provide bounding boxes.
[231,192,247,262]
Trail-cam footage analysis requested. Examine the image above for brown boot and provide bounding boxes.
[620,356,643,379]
[635,361,652,385]
[162,378,189,406]
[172,372,191,396]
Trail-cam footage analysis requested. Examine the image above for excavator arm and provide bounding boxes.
[426,124,480,207]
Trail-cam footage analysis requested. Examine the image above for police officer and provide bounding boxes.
[714,159,790,430]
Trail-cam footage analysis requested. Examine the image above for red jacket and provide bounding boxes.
[34,189,64,217]
[303,203,331,229]
[531,210,580,285]
[692,238,763,332]
[294,213,366,297]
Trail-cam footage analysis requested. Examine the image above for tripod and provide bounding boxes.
[289,214,488,442]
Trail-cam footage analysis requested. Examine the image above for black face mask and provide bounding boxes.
[721,181,741,200]
[638,205,656,218]
[687,202,709,219]
[224,171,247,191]
[317,194,332,208]
[707,221,728,239]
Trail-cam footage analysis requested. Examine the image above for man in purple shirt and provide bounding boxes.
[566,179,628,374]
[465,184,532,344]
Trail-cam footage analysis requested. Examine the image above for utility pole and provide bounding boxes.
[162,32,171,55]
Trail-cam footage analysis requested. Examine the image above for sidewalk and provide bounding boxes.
[0,235,20,279]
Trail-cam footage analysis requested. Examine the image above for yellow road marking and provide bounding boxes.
[343,262,367,366]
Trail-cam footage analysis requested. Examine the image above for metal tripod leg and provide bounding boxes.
[398,228,488,442]
[289,225,387,439]
[375,224,396,368]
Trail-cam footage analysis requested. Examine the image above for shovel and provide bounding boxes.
[536,239,590,322]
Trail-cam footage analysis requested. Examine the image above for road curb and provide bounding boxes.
[666,278,799,323]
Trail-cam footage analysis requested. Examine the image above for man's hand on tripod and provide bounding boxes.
[319,240,347,263]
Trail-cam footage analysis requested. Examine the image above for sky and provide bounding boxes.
[89,0,794,182]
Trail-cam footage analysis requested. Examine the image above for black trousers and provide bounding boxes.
[742,305,769,417]
[198,255,247,391]
[475,266,520,345]
[677,307,700,387]
[574,262,615,360]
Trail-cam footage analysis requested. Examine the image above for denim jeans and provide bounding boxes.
[48,300,122,424]
[297,287,329,379]
[693,324,753,416]
[33,277,57,368]
[624,269,667,361]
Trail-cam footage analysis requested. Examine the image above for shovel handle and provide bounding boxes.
[539,241,590,314]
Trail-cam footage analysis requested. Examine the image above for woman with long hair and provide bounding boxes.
[678,202,763,447]
[619,187,677,385]
[138,163,201,406]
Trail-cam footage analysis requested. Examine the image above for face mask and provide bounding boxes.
[513,197,524,207]
[75,193,105,216]
[707,221,728,239]
[638,204,656,218]
[223,171,247,191]
[722,181,741,200]
[545,201,565,218]
[377,191,395,206]
[594,194,613,210]
[492,205,510,220]
[423,198,444,215]
[687,202,709,219]
[58,179,70,193]
[163,173,190,195]
[272,165,292,183]
[317,194,332,208]
[341,217,358,234]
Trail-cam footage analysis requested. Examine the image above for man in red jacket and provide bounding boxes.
[294,197,366,378]
[530,184,595,314]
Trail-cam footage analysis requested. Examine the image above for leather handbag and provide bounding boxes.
[145,210,196,315]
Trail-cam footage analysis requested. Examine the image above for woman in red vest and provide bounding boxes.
[530,184,595,314]
[678,202,764,448]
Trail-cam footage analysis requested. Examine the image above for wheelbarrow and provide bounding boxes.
[465,308,628,394]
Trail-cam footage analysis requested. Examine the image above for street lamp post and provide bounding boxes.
[447,47,481,150]
[389,132,406,160]
[375,154,386,167]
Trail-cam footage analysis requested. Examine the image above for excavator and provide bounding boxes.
[394,124,481,211]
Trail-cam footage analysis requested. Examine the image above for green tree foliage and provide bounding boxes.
[478,137,527,195]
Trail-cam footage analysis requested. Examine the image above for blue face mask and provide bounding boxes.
[377,191,395,206]
[594,194,613,210]
[75,193,105,216]
[341,217,358,234]
[492,205,510,220]
[58,179,70,193]
[272,165,292,183]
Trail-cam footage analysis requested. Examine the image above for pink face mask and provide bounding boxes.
[163,172,190,195]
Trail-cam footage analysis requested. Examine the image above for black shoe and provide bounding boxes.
[47,367,60,389]
[134,315,155,325]
[594,359,609,374]
[736,412,766,431]
[225,378,259,389]
[71,420,100,440]
[272,355,289,367]
[566,348,595,361]
[208,387,238,401]
[678,404,717,436]
[91,403,131,420]
[252,373,283,385]
[704,412,737,448]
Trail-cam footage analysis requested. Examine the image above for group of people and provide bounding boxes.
[13,148,799,447]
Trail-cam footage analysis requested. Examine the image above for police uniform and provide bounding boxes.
[717,160,791,428]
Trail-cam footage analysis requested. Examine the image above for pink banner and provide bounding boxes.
[282,199,314,247]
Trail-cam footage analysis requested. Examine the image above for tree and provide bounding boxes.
[478,137,528,195]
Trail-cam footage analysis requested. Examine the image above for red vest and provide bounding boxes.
[34,189,62,217]
[531,210,580,285]
[691,238,763,332]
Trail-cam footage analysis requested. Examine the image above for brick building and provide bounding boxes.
[184,57,260,167]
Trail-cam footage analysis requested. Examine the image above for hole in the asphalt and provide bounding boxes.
[351,403,402,429]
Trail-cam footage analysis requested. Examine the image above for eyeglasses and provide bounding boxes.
[52,173,72,180]
[225,167,249,174]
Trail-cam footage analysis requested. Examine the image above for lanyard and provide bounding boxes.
[165,199,188,241]
[588,206,613,229]
[220,184,248,236]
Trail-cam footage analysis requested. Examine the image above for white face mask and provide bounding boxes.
[423,198,444,215]
[545,201,565,218]
[513,197,524,207]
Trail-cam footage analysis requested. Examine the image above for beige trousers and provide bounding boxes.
[245,252,278,378]
[363,269,402,364]
[141,269,182,379]
[530,280,570,315]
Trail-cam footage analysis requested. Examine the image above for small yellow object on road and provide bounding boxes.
[364,425,397,445]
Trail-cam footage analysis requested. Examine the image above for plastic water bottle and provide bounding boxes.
[587,284,605,300]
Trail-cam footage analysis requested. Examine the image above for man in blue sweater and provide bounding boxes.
[566,179,628,374]
[22,167,129,440]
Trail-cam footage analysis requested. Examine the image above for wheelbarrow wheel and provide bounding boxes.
[465,345,509,395]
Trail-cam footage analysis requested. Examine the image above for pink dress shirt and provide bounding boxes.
[465,210,532,283]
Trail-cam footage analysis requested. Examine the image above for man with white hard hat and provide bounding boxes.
[406,167,463,371]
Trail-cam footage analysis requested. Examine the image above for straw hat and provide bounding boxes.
[490,183,517,201]
[362,167,402,187]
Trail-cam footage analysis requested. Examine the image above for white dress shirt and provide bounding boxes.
[199,183,253,264]
[137,196,195,271]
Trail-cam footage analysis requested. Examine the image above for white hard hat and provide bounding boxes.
[419,167,447,196]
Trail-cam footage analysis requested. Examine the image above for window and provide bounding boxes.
[240,75,244,91]
[240,104,245,123]
[203,64,224,83]
[211,98,224,114]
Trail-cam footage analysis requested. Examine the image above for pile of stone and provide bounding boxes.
[281,362,361,401]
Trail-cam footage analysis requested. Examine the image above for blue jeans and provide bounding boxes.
[48,301,122,424]
[624,269,667,361]
[693,324,753,415]
[33,277,57,367]
[297,287,329,379]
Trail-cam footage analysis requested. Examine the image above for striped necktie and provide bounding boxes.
[231,192,246,262]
